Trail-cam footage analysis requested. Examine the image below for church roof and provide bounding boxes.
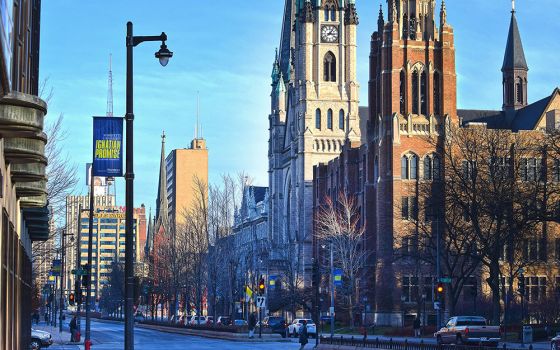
[502,11,528,71]
[279,0,294,78]
[155,132,169,231]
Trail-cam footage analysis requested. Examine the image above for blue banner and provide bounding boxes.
[92,117,123,177]
[333,268,343,287]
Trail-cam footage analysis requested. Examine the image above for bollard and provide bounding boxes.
[390,338,393,349]
[376,337,380,348]
[405,339,409,350]
[529,345,533,350]
[85,339,92,350]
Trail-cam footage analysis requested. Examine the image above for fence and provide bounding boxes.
[319,336,535,350]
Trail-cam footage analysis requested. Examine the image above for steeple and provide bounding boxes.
[502,1,528,111]
[377,4,384,33]
[145,207,153,256]
[155,131,169,232]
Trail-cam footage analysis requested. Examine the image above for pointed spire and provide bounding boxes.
[502,2,528,71]
[271,48,280,84]
[440,0,447,26]
[155,131,169,232]
[377,4,385,32]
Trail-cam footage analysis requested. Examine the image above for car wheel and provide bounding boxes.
[281,331,286,338]
[30,339,41,350]
[552,343,557,350]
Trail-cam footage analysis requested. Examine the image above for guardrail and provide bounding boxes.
[319,336,535,350]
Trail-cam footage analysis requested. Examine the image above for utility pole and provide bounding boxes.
[75,206,83,332]
[436,219,441,329]
[59,229,65,333]
[330,242,334,338]
[85,163,95,348]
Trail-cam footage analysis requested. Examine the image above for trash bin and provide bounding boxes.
[522,325,533,343]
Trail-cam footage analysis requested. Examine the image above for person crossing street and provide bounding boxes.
[299,319,309,350]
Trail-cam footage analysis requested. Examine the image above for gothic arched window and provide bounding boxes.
[412,71,419,114]
[434,71,441,115]
[401,156,409,179]
[402,153,419,180]
[339,109,344,130]
[420,71,427,115]
[516,77,524,104]
[315,109,322,129]
[330,7,336,21]
[324,52,336,82]
[400,70,406,115]
[327,109,333,130]
[410,154,419,179]
[424,154,442,180]
[324,8,329,21]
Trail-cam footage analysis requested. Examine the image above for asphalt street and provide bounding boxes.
[48,319,303,350]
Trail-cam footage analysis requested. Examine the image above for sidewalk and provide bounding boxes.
[32,320,82,349]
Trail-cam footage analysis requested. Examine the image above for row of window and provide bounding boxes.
[399,70,441,116]
[401,154,441,180]
[462,158,560,182]
[501,239,560,263]
[323,6,337,21]
[315,108,345,130]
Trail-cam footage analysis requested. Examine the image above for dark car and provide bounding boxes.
[262,316,287,338]
[551,333,560,350]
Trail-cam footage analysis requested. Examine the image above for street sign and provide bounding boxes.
[439,277,452,283]
[434,302,441,310]
[256,296,266,308]
[333,269,343,287]
[269,276,276,290]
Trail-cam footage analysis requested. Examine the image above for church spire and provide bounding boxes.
[502,1,528,111]
[155,131,169,232]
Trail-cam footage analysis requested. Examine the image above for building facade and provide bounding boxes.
[77,206,145,301]
[313,0,560,326]
[0,1,49,348]
[269,0,366,287]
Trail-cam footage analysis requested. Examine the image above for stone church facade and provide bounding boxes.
[268,0,367,286]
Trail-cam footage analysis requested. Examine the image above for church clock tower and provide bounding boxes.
[269,0,364,288]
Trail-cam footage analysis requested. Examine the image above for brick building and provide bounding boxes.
[313,0,560,327]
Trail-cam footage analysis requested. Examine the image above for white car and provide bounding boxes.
[189,316,208,325]
[288,319,316,338]
[30,329,53,349]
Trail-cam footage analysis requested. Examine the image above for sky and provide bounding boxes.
[39,0,560,211]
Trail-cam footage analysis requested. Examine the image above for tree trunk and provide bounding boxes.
[488,261,501,325]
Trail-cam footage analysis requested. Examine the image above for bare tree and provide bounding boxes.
[315,192,368,328]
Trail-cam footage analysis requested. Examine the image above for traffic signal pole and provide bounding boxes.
[85,162,95,347]
[75,205,83,333]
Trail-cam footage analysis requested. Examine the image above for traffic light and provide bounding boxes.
[258,276,265,295]
[436,283,444,295]
[518,276,525,296]
[68,293,75,306]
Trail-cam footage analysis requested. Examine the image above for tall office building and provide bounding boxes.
[165,136,208,230]
[77,206,146,300]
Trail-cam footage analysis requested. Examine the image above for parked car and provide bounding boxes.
[288,319,317,338]
[189,316,208,325]
[434,316,501,347]
[216,316,231,326]
[262,316,287,338]
[551,333,560,350]
[30,329,53,349]
[233,319,248,326]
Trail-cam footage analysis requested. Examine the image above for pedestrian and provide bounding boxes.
[248,312,256,339]
[299,319,309,350]
[413,316,421,338]
[33,310,39,325]
[69,315,78,342]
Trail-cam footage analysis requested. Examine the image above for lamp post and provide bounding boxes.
[59,229,74,333]
[124,22,172,350]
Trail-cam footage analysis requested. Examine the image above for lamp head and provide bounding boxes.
[155,42,173,67]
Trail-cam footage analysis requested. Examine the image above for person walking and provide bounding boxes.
[413,316,421,337]
[299,319,309,350]
[248,312,257,339]
[69,315,78,342]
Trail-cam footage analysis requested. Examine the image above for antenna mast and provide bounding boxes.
[196,91,200,139]
[106,54,114,117]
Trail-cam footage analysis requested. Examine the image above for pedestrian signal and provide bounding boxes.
[69,293,75,306]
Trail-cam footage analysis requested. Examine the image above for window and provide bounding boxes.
[523,239,546,262]
[338,109,344,130]
[420,71,427,115]
[402,276,419,302]
[462,160,477,180]
[315,109,322,129]
[330,7,336,21]
[434,71,441,115]
[400,70,406,114]
[324,52,336,82]
[402,154,418,180]
[553,159,560,183]
[401,156,409,179]
[516,77,523,104]
[520,158,543,182]
[525,277,547,303]
[410,154,418,179]
[491,157,512,179]
[412,71,419,114]
[401,196,418,221]
[402,236,415,256]
[374,156,379,181]
[423,155,441,181]
[327,109,333,129]
[324,8,329,21]
[555,239,560,261]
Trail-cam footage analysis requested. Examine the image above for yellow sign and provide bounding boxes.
[83,212,125,219]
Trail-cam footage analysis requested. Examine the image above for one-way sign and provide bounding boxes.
[256,296,266,308]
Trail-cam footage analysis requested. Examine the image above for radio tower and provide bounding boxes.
[106,54,113,117]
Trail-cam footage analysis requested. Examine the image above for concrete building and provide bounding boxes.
[77,206,146,301]
[0,1,49,348]
[313,0,560,326]
[268,0,367,288]
[32,207,56,289]
[166,135,208,230]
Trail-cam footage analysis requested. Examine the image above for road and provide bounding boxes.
[49,319,303,350]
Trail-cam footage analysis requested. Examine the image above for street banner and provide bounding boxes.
[334,268,343,287]
[245,286,253,302]
[92,117,123,177]
[51,259,61,276]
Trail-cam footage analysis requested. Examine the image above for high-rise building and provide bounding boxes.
[268,0,366,288]
[77,206,146,301]
[33,208,57,289]
[165,135,208,230]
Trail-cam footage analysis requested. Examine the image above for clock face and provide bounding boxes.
[321,25,339,43]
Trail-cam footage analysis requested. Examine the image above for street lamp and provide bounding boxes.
[123,22,172,350]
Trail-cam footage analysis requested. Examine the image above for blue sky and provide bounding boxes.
[40,0,560,210]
